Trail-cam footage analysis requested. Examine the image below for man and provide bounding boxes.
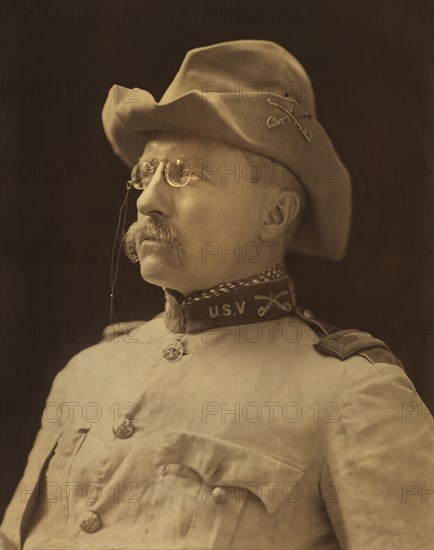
[1,40,432,549]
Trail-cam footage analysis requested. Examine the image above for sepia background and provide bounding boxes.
[1,0,432,518]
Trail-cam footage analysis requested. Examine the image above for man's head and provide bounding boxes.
[123,130,305,295]
[103,40,352,280]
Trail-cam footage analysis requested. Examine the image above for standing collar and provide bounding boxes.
[163,265,296,334]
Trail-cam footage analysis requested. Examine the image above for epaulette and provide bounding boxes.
[100,320,146,342]
[295,307,404,369]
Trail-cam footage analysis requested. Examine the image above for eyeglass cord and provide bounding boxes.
[109,180,132,324]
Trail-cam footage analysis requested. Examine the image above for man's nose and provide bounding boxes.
[136,163,171,217]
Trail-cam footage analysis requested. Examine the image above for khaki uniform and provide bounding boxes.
[1,273,432,549]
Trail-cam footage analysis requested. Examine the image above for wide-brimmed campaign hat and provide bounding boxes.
[102,40,351,260]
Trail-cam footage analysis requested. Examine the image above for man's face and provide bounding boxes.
[124,132,277,295]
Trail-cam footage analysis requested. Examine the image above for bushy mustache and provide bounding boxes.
[122,218,184,265]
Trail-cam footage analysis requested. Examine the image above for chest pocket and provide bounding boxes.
[145,430,306,549]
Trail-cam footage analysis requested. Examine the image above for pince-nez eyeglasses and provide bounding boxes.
[128,157,213,189]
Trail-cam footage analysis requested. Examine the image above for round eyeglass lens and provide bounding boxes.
[130,162,154,189]
[166,159,191,187]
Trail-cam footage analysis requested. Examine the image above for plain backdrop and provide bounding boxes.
[1,0,433,519]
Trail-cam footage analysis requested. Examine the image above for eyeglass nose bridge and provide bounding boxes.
[149,157,168,184]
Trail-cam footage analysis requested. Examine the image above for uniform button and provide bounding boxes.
[303,309,314,319]
[79,510,101,533]
[112,418,134,439]
[212,486,226,504]
[163,341,184,362]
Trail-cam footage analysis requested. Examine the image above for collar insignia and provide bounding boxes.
[254,289,292,317]
[164,266,296,334]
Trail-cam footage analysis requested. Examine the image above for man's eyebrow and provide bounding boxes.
[185,156,207,165]
[138,155,206,163]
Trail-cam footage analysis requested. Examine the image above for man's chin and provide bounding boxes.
[138,251,183,289]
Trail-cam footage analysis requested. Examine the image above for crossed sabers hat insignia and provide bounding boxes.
[254,290,292,318]
[266,96,312,143]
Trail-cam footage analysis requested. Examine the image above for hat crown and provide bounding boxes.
[161,40,316,115]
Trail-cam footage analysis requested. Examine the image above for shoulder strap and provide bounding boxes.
[295,307,404,369]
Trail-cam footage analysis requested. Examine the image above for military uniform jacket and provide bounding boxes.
[1,271,433,549]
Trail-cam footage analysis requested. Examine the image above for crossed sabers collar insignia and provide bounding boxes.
[266,96,312,143]
[254,290,292,318]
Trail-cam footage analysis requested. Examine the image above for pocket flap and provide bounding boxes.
[150,429,305,514]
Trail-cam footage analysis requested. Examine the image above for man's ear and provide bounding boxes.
[259,189,300,241]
